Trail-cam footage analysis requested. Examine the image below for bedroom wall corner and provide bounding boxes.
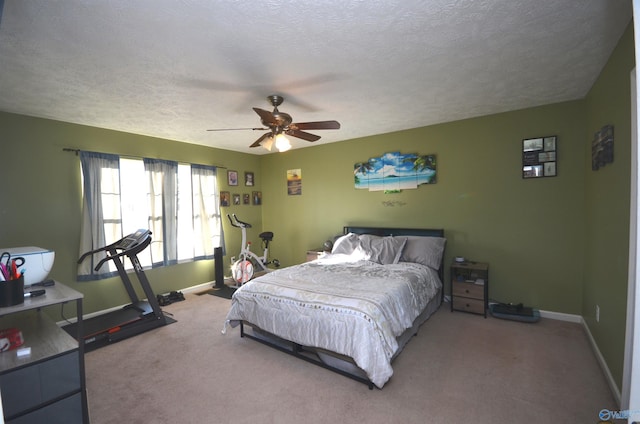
[582,21,635,393]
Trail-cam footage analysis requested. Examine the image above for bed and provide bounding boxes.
[222,226,446,389]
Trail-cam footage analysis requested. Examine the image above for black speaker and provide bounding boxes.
[214,247,224,288]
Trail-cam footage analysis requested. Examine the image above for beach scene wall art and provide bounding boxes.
[354,151,437,193]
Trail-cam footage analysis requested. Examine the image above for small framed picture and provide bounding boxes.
[245,172,254,186]
[252,191,262,205]
[523,165,543,178]
[544,162,557,177]
[592,125,614,170]
[544,137,556,151]
[243,193,250,205]
[220,191,230,207]
[228,170,238,186]
[232,193,241,205]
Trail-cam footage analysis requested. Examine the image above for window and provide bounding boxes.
[77,152,224,280]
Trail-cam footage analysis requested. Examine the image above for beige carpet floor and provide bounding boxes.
[84,291,619,424]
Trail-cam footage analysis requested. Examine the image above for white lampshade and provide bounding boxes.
[275,133,291,152]
[261,136,274,151]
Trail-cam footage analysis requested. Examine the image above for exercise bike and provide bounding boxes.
[228,214,280,285]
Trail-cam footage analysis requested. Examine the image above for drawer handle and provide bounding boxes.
[466,303,470,307]
[465,289,470,294]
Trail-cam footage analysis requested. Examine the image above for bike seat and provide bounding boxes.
[259,231,274,242]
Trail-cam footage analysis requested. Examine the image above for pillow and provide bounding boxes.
[331,233,361,255]
[399,236,446,269]
[358,235,407,265]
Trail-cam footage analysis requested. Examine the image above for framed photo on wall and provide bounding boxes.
[220,191,230,207]
[252,191,262,205]
[592,125,614,170]
[228,170,238,186]
[287,168,302,196]
[245,172,254,186]
[243,193,250,205]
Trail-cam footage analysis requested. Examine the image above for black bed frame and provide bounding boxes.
[238,226,445,389]
[240,321,376,388]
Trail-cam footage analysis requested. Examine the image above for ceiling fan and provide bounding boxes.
[207,95,340,152]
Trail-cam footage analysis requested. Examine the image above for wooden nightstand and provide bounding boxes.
[450,261,489,318]
[306,249,325,262]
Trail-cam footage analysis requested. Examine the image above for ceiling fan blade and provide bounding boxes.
[286,129,321,142]
[253,108,278,126]
[250,132,272,148]
[207,127,266,131]
[292,120,341,131]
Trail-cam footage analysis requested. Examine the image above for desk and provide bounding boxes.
[0,282,89,423]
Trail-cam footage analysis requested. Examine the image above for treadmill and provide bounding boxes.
[65,229,170,351]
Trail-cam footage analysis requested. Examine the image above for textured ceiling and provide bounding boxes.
[0,0,633,154]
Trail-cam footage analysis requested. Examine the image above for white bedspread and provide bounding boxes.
[223,255,442,388]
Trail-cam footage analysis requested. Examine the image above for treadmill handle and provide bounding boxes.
[78,245,107,264]
[77,238,124,264]
[93,235,152,271]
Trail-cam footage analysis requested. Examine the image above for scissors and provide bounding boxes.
[0,252,25,280]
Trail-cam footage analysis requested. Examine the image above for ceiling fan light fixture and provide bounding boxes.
[209,95,339,152]
[275,133,291,152]
[261,136,274,151]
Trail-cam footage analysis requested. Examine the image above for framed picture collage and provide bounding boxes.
[522,136,557,179]
[220,170,261,206]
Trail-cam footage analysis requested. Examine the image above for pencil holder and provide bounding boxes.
[0,275,24,307]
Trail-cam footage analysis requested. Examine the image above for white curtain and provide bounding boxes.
[144,158,178,267]
[77,151,122,281]
[192,164,224,258]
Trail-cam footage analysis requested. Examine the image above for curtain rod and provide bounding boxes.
[62,147,227,169]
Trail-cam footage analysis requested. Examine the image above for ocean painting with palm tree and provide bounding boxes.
[354,152,436,192]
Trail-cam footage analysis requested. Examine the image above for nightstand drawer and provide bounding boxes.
[452,282,484,299]
[452,297,485,315]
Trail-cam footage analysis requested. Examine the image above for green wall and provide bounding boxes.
[583,23,634,391]
[261,101,587,314]
[0,111,262,314]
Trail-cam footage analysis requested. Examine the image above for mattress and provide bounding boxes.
[223,254,442,388]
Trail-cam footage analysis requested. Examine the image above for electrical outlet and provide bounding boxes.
[596,305,600,323]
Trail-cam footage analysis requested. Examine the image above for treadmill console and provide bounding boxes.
[116,229,151,250]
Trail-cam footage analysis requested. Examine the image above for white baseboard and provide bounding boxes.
[181,281,216,294]
[538,309,620,406]
[56,303,127,326]
[538,309,582,323]
[581,317,622,406]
